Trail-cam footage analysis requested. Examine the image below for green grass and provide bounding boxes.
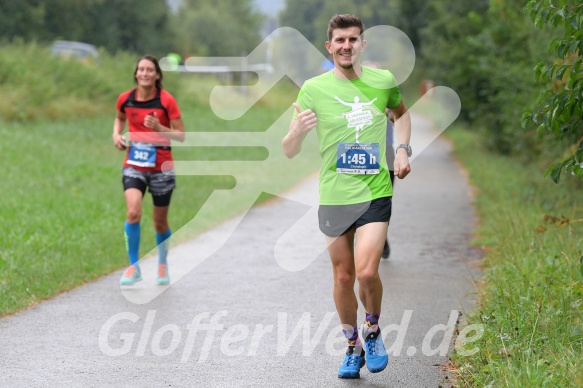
[446,125,583,387]
[0,42,322,315]
[0,41,139,122]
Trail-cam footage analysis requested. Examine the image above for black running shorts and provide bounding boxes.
[318,196,392,237]
[122,166,175,207]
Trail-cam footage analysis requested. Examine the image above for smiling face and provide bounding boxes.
[134,58,160,89]
[325,26,366,71]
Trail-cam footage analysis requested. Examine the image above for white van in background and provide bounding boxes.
[51,40,99,63]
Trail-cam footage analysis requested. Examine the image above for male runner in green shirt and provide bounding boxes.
[282,14,412,379]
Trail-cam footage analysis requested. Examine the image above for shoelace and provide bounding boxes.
[346,353,362,367]
[366,332,379,355]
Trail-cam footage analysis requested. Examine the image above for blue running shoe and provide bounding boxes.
[156,263,170,285]
[120,265,142,286]
[364,329,388,373]
[338,346,365,379]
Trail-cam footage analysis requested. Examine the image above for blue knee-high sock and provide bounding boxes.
[156,228,171,265]
[124,221,141,266]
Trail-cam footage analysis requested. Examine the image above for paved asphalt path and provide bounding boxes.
[0,116,481,387]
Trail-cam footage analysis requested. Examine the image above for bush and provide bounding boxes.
[0,41,183,122]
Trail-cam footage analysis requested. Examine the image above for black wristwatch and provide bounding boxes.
[395,143,412,157]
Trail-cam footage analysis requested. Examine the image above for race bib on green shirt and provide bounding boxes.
[336,143,380,175]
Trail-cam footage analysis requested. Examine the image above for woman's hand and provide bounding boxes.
[144,112,161,131]
[113,133,127,150]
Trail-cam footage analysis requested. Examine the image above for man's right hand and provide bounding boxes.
[292,103,317,135]
[282,103,317,158]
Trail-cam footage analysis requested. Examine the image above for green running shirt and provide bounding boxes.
[294,66,402,205]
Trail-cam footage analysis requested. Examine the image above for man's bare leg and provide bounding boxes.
[326,228,358,327]
[354,222,388,314]
[353,221,389,373]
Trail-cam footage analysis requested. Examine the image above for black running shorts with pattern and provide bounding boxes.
[122,166,175,207]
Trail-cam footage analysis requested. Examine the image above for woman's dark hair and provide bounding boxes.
[133,54,163,89]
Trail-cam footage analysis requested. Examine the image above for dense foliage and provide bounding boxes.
[0,0,262,57]
[0,0,174,55]
[173,0,263,56]
[420,0,581,183]
[522,1,583,182]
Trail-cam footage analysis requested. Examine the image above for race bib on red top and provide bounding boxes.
[127,142,157,168]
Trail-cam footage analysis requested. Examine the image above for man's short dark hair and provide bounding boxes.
[327,14,364,41]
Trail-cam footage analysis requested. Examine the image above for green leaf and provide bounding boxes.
[549,37,562,51]
[551,164,564,182]
[558,42,569,58]
[541,8,551,23]
[551,13,563,27]
[521,113,532,129]
[528,8,538,23]
[534,62,546,81]
[525,0,540,23]
[569,41,579,55]
[556,65,569,80]
[546,163,562,183]
[569,15,579,30]
[568,75,579,89]
[545,64,556,80]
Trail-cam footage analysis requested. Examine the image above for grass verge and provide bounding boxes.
[0,72,320,315]
[446,125,583,387]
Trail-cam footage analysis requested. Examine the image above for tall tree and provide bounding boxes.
[0,0,45,41]
[279,0,323,45]
[173,0,263,57]
[421,0,563,158]
[522,0,583,182]
[396,0,427,52]
[88,0,174,55]
[420,0,490,123]
[0,0,174,56]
